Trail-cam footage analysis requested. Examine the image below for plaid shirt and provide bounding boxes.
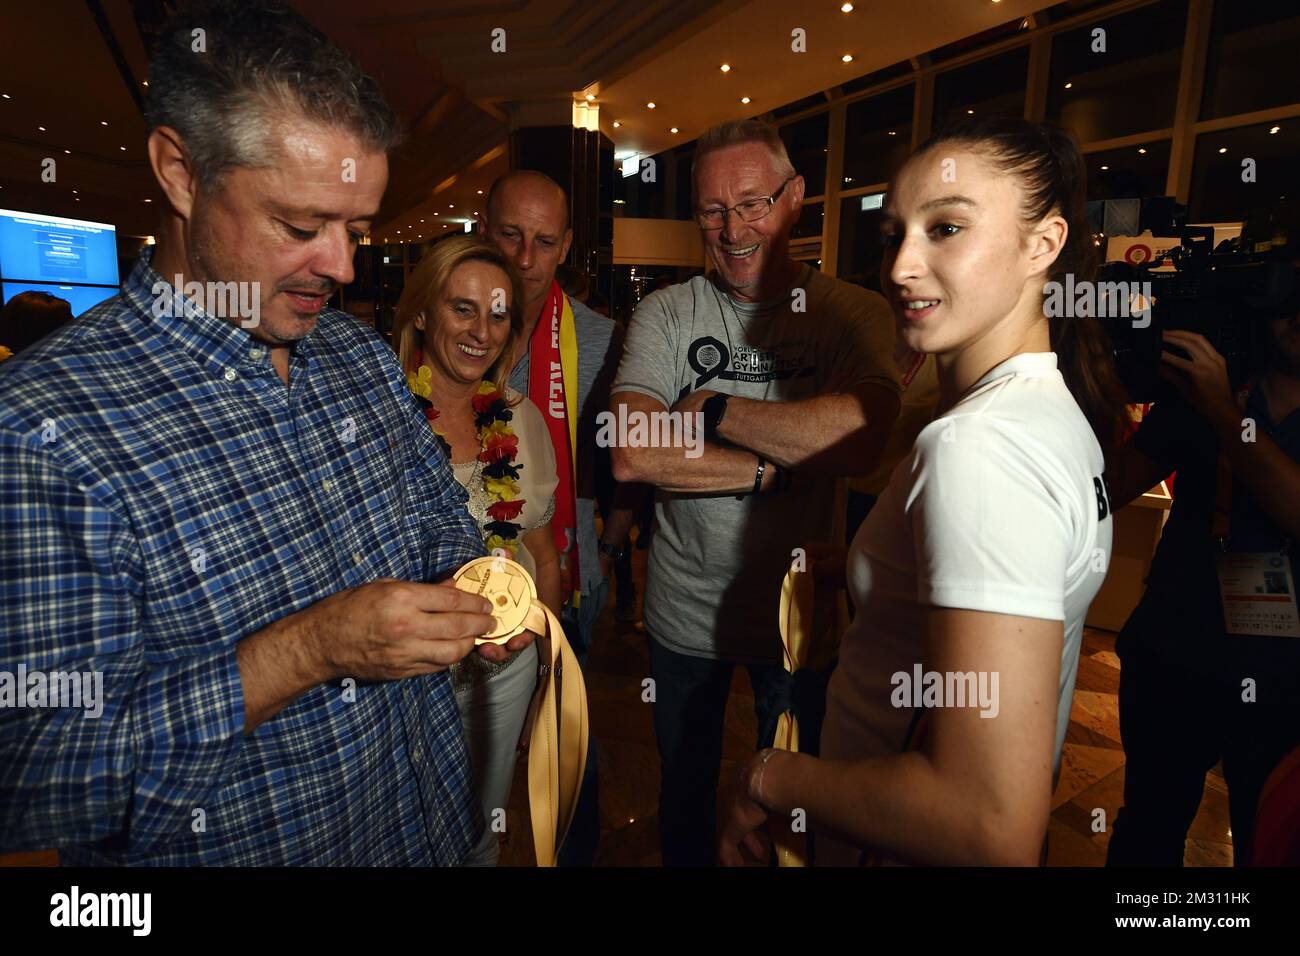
[0,249,485,865]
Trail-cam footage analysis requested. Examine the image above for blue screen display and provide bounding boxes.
[2,281,118,318]
[0,208,119,287]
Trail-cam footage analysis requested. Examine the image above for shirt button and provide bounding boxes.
[250,347,265,359]
[322,479,335,492]
[353,553,364,566]
[223,368,238,382]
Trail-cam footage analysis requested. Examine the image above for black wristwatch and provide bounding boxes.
[702,392,730,442]
[598,540,625,562]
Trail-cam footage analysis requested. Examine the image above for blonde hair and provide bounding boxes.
[392,235,525,394]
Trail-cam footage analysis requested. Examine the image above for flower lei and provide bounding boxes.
[408,363,526,557]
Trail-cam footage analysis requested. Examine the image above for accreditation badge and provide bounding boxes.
[1215,551,1300,638]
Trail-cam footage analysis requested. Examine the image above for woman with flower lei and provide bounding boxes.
[395,236,560,866]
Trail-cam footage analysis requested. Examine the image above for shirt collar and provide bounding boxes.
[123,247,314,375]
[970,351,1059,392]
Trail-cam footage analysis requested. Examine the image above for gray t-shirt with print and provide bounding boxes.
[612,266,899,663]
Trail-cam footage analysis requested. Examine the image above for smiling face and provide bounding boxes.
[880,145,1064,360]
[416,259,514,387]
[185,114,386,344]
[693,142,803,302]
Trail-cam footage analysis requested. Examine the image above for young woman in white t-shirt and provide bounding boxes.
[719,118,1129,866]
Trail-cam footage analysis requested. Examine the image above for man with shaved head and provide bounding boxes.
[483,169,633,865]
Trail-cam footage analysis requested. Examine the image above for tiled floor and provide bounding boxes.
[499,545,1235,867]
[2,548,1234,869]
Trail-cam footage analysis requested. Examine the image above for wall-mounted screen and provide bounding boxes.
[1,281,118,317]
[0,208,119,287]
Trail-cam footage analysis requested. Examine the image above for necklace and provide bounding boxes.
[408,360,526,556]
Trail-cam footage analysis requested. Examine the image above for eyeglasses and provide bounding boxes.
[695,176,796,230]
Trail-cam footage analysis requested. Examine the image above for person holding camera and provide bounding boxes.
[1105,291,1300,866]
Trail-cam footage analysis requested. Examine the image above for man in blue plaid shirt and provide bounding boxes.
[0,1,528,865]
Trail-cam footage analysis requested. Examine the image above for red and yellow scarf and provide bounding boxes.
[528,280,580,603]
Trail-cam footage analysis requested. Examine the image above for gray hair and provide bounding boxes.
[144,0,402,190]
[692,119,797,181]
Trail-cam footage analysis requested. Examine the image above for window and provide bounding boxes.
[790,201,824,241]
[780,112,830,196]
[840,60,912,97]
[933,47,1030,132]
[1189,120,1300,224]
[842,84,914,189]
[771,92,826,120]
[1200,0,1300,121]
[929,17,1028,62]
[836,195,887,293]
[1046,0,1186,143]
[1084,140,1171,201]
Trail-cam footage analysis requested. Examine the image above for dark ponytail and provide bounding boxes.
[917,117,1129,449]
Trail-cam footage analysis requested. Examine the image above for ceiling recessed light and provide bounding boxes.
[119,146,126,151]
[100,121,108,126]
[1100,165,1109,170]
[1218,147,1227,154]
[720,64,730,73]
[476,189,483,194]
[420,218,425,222]
[967,109,975,114]
[887,130,896,136]
[142,80,148,87]
[1138,147,1147,154]
[37,126,45,131]
[448,204,454,209]
[841,2,854,11]
[585,93,595,101]
[1064,82,1073,89]
[143,198,152,202]
[612,120,621,128]
[740,96,751,104]
[841,54,854,63]
[1270,125,1281,134]
[670,127,679,134]
[63,149,70,154]
[646,102,656,109]
[1,93,9,99]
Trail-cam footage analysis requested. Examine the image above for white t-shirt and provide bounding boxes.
[820,352,1112,863]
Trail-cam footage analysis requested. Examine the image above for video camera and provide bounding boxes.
[1099,198,1299,403]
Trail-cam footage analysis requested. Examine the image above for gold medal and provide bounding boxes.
[453,555,547,644]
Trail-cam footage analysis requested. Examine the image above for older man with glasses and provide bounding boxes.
[610,119,901,866]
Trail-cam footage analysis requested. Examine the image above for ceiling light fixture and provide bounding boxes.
[585,93,595,101]
[720,64,730,73]
[646,102,656,109]
[612,120,621,128]
[841,2,854,11]
[100,120,108,126]
[1065,82,1073,89]
[1270,126,1281,134]
[740,96,751,104]
[841,54,853,63]
[670,127,678,134]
